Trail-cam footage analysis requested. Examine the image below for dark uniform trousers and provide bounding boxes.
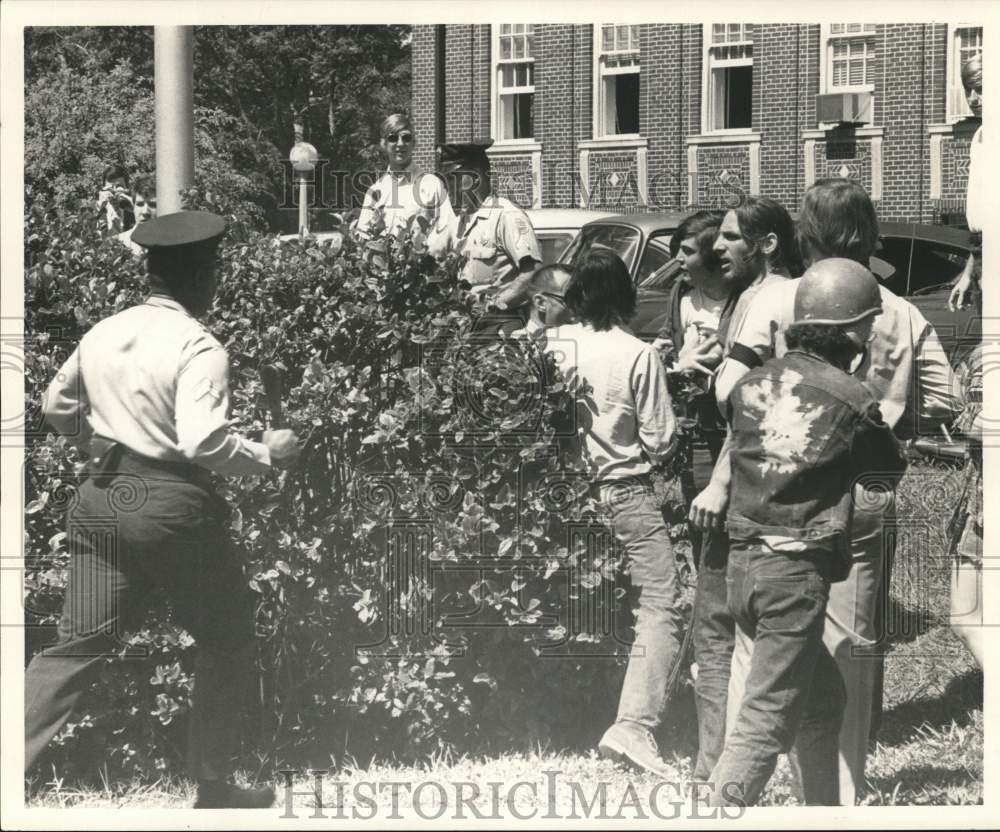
[25,451,256,781]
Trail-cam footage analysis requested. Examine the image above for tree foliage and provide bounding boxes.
[24,25,411,232]
[194,26,411,170]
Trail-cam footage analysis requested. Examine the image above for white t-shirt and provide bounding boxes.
[679,286,728,344]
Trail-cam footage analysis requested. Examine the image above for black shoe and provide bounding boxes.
[194,780,276,809]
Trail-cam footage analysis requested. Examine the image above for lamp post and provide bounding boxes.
[290,142,319,238]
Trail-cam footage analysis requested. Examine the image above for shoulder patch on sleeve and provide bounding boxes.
[193,376,224,404]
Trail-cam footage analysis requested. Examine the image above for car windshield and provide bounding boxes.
[559,224,642,272]
[537,232,574,265]
[638,258,683,291]
[635,231,675,284]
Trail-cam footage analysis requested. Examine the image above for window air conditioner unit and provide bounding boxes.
[816,92,873,126]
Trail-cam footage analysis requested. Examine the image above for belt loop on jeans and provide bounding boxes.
[593,473,654,504]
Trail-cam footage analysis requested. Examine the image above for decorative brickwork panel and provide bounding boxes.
[936,134,973,219]
[926,25,949,134]
[587,151,642,211]
[491,155,535,208]
[682,24,702,138]
[800,25,821,134]
[814,138,874,193]
[871,26,887,128]
[695,145,752,209]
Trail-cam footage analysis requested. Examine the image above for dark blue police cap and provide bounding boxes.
[437,140,494,171]
[131,210,226,250]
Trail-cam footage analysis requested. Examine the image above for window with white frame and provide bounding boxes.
[824,24,877,92]
[595,24,641,137]
[703,24,755,133]
[495,25,536,142]
[947,25,983,121]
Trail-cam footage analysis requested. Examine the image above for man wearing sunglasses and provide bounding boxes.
[354,113,455,241]
[509,264,575,342]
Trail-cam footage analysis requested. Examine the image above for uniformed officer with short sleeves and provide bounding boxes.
[25,211,300,809]
[429,141,541,311]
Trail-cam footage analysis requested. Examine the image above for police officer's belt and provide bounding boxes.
[88,435,212,487]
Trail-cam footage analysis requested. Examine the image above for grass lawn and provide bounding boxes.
[25,462,983,810]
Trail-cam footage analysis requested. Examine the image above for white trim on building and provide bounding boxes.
[491,24,537,146]
[701,23,755,135]
[945,23,983,123]
[592,24,642,141]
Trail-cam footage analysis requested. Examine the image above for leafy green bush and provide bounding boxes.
[24,202,697,781]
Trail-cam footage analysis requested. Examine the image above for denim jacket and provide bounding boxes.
[727,351,908,578]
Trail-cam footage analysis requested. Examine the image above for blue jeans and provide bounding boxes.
[692,529,732,779]
[710,545,845,807]
[600,482,685,732]
[685,440,735,780]
[726,491,894,805]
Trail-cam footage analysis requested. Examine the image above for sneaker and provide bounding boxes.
[598,721,671,777]
[194,780,276,809]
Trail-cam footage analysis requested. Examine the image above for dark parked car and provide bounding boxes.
[560,212,979,368]
[558,211,688,290]
[874,222,980,368]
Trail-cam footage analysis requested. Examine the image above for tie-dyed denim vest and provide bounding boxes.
[726,350,908,578]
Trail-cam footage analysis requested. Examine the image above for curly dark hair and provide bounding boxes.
[565,248,636,331]
[784,323,858,370]
[102,163,128,186]
[131,174,156,199]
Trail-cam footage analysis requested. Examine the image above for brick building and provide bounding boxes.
[410,23,983,224]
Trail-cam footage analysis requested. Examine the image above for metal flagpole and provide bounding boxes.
[154,26,195,216]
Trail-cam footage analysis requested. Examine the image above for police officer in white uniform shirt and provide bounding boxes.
[25,211,301,809]
[430,141,541,311]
